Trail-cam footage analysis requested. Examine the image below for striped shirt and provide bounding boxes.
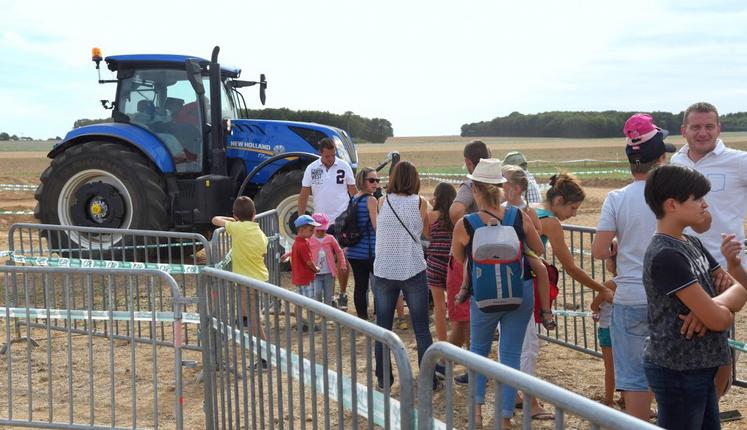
[526,171,542,204]
[426,217,452,287]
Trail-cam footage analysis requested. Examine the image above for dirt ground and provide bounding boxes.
[1,138,747,429]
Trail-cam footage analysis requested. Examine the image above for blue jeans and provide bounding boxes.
[374,271,433,384]
[610,303,649,391]
[644,361,719,430]
[470,279,533,417]
[312,273,335,305]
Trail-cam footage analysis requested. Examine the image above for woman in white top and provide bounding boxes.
[373,160,441,389]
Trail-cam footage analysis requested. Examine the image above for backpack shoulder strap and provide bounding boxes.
[502,206,518,226]
[464,213,483,235]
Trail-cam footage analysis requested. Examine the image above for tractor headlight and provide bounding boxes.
[333,135,351,164]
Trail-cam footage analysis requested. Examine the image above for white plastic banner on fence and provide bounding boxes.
[1,306,200,325]
[11,254,203,274]
[0,210,34,216]
[0,183,38,191]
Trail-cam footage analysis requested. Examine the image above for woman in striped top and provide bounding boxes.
[426,182,457,342]
[346,167,379,320]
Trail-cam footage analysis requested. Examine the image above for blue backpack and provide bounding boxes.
[464,207,525,313]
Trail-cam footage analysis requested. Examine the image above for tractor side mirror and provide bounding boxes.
[259,74,267,105]
[185,59,205,95]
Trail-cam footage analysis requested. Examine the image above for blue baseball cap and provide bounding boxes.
[294,214,321,228]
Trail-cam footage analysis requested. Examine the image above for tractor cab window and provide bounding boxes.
[200,77,236,121]
[117,69,203,174]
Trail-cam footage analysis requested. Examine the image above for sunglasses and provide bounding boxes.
[367,178,381,184]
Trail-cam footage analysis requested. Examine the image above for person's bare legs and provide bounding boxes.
[396,295,406,319]
[447,321,470,347]
[602,346,616,405]
[337,256,350,299]
[622,390,654,420]
[431,286,448,342]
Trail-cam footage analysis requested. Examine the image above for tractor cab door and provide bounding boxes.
[116,69,204,173]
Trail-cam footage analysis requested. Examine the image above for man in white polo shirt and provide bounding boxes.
[298,137,357,308]
[671,101,747,398]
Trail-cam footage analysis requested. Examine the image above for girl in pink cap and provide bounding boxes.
[310,212,348,305]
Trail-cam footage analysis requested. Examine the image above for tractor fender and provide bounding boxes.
[50,123,176,174]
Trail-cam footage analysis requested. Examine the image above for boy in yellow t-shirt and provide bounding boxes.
[212,196,269,367]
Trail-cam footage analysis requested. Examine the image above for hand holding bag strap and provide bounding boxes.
[386,195,419,244]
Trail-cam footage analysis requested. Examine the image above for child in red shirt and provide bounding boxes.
[290,215,321,297]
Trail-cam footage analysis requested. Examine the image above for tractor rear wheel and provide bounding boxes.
[34,142,170,259]
[253,169,313,250]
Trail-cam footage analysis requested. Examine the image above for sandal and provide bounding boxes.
[531,411,555,420]
[540,310,556,330]
[455,286,471,304]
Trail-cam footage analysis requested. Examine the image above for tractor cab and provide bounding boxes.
[103,54,239,175]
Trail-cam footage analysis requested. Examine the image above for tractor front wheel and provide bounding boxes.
[253,169,313,250]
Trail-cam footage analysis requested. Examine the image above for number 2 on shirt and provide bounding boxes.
[336,169,345,184]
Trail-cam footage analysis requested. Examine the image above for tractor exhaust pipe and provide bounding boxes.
[209,46,227,176]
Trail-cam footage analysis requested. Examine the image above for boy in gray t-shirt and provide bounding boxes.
[642,164,747,429]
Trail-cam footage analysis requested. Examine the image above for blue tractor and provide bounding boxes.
[34,46,358,250]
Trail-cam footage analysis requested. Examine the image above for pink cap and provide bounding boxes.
[311,213,329,231]
[624,113,661,145]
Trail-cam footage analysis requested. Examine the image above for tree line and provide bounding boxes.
[461,111,747,138]
[241,108,394,143]
[72,109,394,143]
[0,132,60,141]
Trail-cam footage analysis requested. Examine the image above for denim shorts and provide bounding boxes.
[597,327,612,348]
[610,303,650,391]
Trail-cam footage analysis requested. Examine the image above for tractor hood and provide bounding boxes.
[229,119,357,166]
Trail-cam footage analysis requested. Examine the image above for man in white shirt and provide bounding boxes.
[670,101,747,398]
[671,102,747,267]
[298,138,357,308]
[591,113,675,420]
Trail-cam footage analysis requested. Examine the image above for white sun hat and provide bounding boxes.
[466,158,507,184]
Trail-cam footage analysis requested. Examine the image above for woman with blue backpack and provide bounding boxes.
[345,167,379,320]
[451,158,544,429]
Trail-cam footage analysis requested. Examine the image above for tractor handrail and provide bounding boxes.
[236,151,320,198]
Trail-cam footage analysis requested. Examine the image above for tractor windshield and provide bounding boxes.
[116,69,204,173]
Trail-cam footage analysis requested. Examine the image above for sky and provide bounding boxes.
[2,0,747,139]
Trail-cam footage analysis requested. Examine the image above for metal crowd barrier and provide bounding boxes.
[0,266,190,429]
[540,224,606,358]
[551,224,746,388]
[5,223,209,352]
[417,342,660,430]
[210,209,282,286]
[198,267,415,430]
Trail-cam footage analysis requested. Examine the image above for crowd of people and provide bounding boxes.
[213,102,747,429]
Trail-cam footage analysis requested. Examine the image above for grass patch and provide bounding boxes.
[0,141,58,152]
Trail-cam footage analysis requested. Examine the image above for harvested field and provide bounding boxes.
[1,136,746,429]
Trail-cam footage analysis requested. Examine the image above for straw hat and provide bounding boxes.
[466,158,506,184]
